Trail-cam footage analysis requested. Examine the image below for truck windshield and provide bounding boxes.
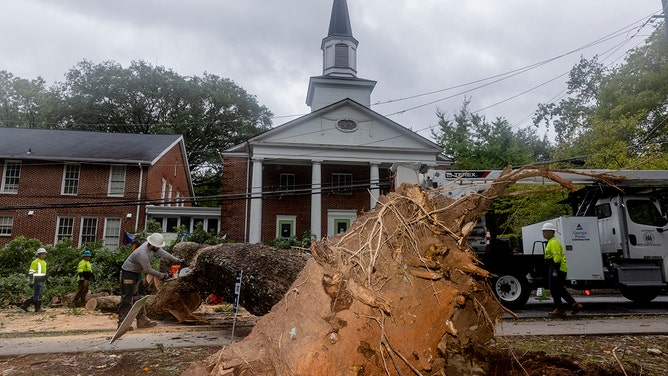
[626,199,667,227]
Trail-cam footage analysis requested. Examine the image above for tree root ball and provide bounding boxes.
[186,182,508,375]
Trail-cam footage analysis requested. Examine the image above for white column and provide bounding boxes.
[370,162,380,208]
[249,158,263,243]
[310,161,322,239]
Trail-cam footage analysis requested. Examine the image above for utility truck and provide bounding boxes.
[422,169,668,308]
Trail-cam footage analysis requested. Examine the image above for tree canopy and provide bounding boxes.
[432,98,550,170]
[534,27,668,170]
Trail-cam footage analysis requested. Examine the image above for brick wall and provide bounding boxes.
[220,156,393,243]
[220,155,251,242]
[0,142,191,248]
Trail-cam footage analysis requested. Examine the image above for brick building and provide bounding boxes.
[0,127,203,249]
[220,0,451,243]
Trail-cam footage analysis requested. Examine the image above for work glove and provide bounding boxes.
[162,273,170,280]
[178,258,187,266]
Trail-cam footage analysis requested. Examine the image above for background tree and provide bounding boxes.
[0,71,57,129]
[431,99,560,242]
[433,98,550,170]
[534,27,668,169]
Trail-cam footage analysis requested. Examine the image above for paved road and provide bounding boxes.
[496,293,668,336]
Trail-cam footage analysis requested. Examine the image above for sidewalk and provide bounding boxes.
[496,317,668,336]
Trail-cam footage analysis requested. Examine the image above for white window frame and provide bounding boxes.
[79,217,98,246]
[276,215,297,238]
[61,164,80,195]
[56,216,74,242]
[0,216,14,236]
[103,218,122,250]
[168,184,173,206]
[161,178,167,205]
[1,160,21,194]
[108,165,126,196]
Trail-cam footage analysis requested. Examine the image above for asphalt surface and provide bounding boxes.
[1,294,667,356]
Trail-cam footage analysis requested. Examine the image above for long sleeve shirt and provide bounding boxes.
[121,241,178,278]
[77,259,93,281]
[29,258,47,281]
[544,236,568,273]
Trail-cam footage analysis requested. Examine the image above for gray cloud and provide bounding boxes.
[0,0,661,140]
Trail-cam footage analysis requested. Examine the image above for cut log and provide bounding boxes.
[146,242,311,322]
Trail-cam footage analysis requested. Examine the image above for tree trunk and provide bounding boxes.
[147,242,312,322]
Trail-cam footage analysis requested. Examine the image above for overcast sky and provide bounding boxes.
[0,1,663,141]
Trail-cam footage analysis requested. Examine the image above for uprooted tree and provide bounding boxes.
[144,166,622,375]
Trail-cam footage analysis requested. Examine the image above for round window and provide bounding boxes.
[336,119,358,132]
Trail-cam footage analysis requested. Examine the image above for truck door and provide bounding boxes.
[621,196,668,280]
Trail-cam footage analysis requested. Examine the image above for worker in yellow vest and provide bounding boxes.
[20,248,48,313]
[72,250,94,307]
[542,222,583,317]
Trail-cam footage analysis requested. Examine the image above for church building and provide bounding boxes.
[220,0,450,243]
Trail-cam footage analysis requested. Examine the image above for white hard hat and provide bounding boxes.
[36,247,47,255]
[541,222,556,232]
[147,233,166,248]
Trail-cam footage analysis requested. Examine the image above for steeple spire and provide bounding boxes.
[328,0,353,37]
[321,0,358,77]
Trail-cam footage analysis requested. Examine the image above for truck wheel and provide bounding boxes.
[492,273,531,309]
[619,286,659,304]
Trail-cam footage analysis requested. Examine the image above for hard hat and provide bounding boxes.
[36,247,47,255]
[147,233,166,248]
[541,222,556,232]
[82,250,92,257]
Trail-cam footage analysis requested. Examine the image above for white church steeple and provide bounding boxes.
[306,0,376,112]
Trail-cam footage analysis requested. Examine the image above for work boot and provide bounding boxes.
[548,307,566,318]
[34,301,46,313]
[571,302,583,315]
[19,298,33,312]
[137,318,157,328]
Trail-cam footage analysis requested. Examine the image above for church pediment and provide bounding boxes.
[238,99,443,164]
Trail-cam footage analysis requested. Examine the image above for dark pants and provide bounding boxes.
[73,279,90,306]
[117,269,143,324]
[30,280,45,303]
[548,266,575,308]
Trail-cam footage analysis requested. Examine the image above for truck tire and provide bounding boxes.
[619,286,660,304]
[491,273,531,309]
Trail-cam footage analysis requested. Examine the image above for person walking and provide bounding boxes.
[116,233,184,330]
[72,250,94,307]
[20,248,48,313]
[542,222,583,317]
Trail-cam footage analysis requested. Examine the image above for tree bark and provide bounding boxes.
[147,242,312,322]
